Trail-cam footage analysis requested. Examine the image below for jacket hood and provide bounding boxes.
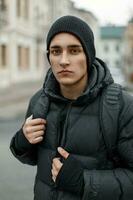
[43,58,114,105]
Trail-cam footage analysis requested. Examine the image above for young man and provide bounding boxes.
[10,16,133,200]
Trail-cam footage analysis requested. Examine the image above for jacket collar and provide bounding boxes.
[43,58,114,105]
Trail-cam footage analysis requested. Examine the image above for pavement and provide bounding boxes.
[0,81,42,199]
[0,80,43,120]
[0,105,36,200]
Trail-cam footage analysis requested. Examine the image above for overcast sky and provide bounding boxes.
[72,0,133,25]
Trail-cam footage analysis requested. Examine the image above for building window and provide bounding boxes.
[16,0,21,17]
[132,47,133,55]
[115,60,120,67]
[0,0,6,10]
[115,44,120,52]
[18,46,22,67]
[16,0,29,19]
[104,44,109,52]
[36,48,39,68]
[25,47,30,68]
[0,44,7,69]
[130,73,133,83]
[18,46,30,70]
[24,0,29,19]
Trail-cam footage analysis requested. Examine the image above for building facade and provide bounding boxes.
[123,19,133,88]
[0,0,99,88]
[100,26,125,68]
[99,26,126,86]
[0,0,45,87]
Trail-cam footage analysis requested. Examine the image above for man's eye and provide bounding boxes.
[70,48,81,55]
[50,49,61,55]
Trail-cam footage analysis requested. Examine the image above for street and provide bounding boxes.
[0,116,36,200]
[0,81,41,200]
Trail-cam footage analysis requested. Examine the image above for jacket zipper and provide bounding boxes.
[53,101,73,200]
[60,101,73,148]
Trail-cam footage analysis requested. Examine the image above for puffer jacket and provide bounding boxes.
[10,58,133,200]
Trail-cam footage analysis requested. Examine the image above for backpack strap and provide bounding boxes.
[33,92,50,119]
[100,83,122,163]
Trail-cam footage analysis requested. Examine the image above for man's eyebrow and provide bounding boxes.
[68,45,82,48]
[50,45,61,49]
[50,45,82,48]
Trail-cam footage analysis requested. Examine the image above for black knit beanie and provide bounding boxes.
[46,15,96,69]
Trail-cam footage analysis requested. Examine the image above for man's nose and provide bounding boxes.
[59,51,70,67]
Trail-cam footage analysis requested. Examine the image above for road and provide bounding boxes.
[0,81,42,199]
[0,116,36,200]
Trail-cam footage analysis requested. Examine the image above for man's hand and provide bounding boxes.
[23,115,46,144]
[52,147,69,182]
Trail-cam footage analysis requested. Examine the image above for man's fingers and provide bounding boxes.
[51,158,63,182]
[51,148,70,183]
[26,117,46,126]
[26,124,45,133]
[52,158,63,171]
[30,136,43,144]
[27,130,44,142]
[23,116,47,144]
[57,147,69,159]
[51,167,58,177]
[33,130,44,137]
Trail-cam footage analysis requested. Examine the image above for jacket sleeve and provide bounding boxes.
[82,91,133,200]
[10,89,42,166]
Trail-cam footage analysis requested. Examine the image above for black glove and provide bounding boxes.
[56,155,84,195]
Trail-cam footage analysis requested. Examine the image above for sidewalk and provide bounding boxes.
[0,80,42,120]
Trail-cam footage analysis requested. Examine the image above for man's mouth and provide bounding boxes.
[58,70,73,74]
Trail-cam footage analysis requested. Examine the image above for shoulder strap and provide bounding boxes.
[100,83,122,161]
[32,91,50,119]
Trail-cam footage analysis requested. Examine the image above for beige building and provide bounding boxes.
[0,0,99,88]
[0,0,47,87]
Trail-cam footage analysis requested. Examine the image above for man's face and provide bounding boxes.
[49,33,88,87]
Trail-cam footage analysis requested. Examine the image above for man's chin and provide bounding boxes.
[59,80,75,87]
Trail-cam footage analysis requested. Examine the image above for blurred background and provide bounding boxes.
[0,0,133,199]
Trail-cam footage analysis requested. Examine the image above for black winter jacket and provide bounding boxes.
[10,58,133,200]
